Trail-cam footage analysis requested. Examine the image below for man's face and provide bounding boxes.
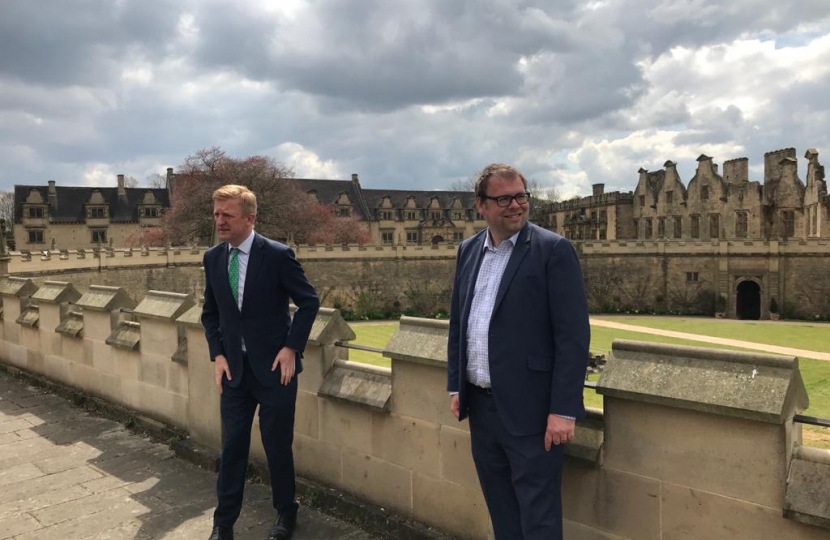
[213,198,254,246]
[476,174,529,243]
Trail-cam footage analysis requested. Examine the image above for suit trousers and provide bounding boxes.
[214,357,298,527]
[468,384,564,540]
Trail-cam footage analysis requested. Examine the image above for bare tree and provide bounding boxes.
[146,173,167,188]
[449,174,477,193]
[124,176,140,188]
[451,172,560,203]
[0,191,14,224]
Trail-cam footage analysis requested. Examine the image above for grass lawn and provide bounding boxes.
[346,320,830,447]
[593,315,830,353]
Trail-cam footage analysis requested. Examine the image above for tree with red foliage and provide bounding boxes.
[125,227,166,248]
[164,147,370,246]
[304,203,371,246]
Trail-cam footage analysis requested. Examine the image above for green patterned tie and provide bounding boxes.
[229,248,240,305]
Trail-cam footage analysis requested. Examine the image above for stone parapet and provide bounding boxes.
[384,316,448,367]
[0,286,826,539]
[0,276,37,298]
[786,445,830,529]
[133,290,194,321]
[30,280,81,304]
[75,285,135,312]
[598,339,808,423]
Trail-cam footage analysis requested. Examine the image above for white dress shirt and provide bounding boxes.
[229,230,255,311]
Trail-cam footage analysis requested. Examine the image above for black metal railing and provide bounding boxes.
[794,415,830,428]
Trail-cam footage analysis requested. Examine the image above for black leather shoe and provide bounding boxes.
[267,510,297,540]
[208,526,234,540]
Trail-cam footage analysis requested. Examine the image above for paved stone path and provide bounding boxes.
[0,372,379,540]
[590,318,830,361]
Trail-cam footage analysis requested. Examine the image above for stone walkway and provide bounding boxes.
[0,372,379,540]
[590,318,830,361]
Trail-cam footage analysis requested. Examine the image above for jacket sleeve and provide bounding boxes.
[547,237,590,418]
[280,247,320,353]
[447,242,465,393]
[201,250,225,361]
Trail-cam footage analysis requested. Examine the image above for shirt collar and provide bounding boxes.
[229,230,255,255]
[482,229,520,252]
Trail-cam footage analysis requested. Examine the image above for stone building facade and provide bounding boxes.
[542,183,634,240]
[543,147,828,243]
[542,147,830,320]
[13,174,169,251]
[296,174,487,245]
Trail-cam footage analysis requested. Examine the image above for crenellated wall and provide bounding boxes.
[0,277,828,539]
[5,237,830,319]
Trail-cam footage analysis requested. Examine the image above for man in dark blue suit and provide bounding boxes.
[202,185,319,540]
[447,164,590,540]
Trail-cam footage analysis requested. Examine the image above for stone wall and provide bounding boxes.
[0,277,827,539]
[6,238,830,320]
[6,245,460,316]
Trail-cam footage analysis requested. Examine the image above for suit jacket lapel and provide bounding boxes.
[461,233,486,326]
[240,233,265,312]
[492,223,532,315]
[218,243,240,312]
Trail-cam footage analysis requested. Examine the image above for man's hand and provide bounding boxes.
[272,347,296,385]
[544,414,575,451]
[214,355,231,394]
[450,394,460,419]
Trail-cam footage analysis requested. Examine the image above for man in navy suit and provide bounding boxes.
[202,185,319,540]
[447,164,590,540]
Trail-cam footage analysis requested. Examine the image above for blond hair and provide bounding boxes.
[212,184,257,216]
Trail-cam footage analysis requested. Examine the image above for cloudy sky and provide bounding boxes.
[3,0,830,196]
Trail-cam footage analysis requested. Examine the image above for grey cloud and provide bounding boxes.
[189,0,586,110]
[0,0,185,87]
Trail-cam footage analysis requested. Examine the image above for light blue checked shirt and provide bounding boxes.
[465,230,519,388]
[461,228,575,421]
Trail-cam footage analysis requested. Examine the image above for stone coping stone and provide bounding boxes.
[106,320,141,350]
[31,280,81,304]
[0,276,37,297]
[565,407,604,465]
[76,285,136,312]
[785,445,830,530]
[176,302,203,327]
[308,307,356,346]
[318,360,391,411]
[384,316,448,367]
[56,310,84,337]
[16,305,39,328]
[134,290,194,321]
[598,339,809,424]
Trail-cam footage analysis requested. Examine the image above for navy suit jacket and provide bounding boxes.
[447,222,590,436]
[201,232,320,388]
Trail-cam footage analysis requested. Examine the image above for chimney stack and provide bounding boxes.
[48,180,57,209]
[117,174,126,200]
[351,173,360,186]
[592,183,605,197]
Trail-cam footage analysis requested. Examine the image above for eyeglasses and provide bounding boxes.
[480,192,531,207]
